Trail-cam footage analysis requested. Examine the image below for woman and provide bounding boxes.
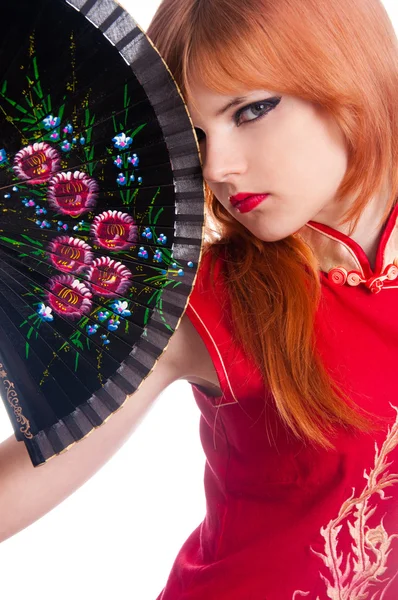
[2,0,398,597]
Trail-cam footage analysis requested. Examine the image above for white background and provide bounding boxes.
[0,1,397,599]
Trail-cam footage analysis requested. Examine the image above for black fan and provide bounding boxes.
[0,0,205,467]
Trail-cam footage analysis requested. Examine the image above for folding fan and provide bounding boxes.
[0,0,205,467]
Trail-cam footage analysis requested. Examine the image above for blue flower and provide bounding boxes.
[153,250,163,263]
[37,303,53,322]
[114,155,123,168]
[111,300,131,317]
[128,154,139,167]
[43,115,60,130]
[0,149,7,164]
[178,269,185,276]
[117,173,127,186]
[107,319,120,332]
[112,132,133,149]
[86,324,99,335]
[50,131,60,140]
[98,310,111,322]
[12,186,18,192]
[130,174,135,182]
[138,247,148,259]
[61,141,71,152]
[39,220,51,229]
[57,221,68,232]
[187,261,194,268]
[35,206,47,216]
[137,176,143,184]
[22,198,35,207]
[80,137,85,145]
[4,193,10,199]
[63,124,73,134]
[142,227,152,240]
[157,233,167,245]
[100,334,110,346]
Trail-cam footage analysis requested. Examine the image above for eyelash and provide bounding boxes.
[234,97,281,126]
[194,96,281,142]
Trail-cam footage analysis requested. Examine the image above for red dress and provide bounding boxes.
[156,205,398,600]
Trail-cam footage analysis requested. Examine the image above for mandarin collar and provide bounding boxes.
[297,203,398,294]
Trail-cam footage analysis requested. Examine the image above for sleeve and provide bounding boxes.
[184,248,240,406]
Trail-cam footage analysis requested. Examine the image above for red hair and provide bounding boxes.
[147,0,398,447]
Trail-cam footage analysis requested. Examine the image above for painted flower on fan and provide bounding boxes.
[153,250,163,263]
[97,310,111,322]
[0,149,7,164]
[50,131,60,141]
[22,198,35,207]
[86,257,132,298]
[157,233,167,245]
[4,193,10,199]
[35,206,47,216]
[113,155,123,167]
[63,124,73,134]
[112,132,133,150]
[47,274,92,318]
[48,171,98,217]
[117,173,127,186]
[80,137,85,145]
[142,227,152,240]
[61,141,72,152]
[111,300,131,317]
[138,247,148,259]
[43,115,60,130]
[47,236,94,274]
[100,334,110,346]
[91,210,138,251]
[107,319,120,332]
[13,142,61,184]
[36,220,51,229]
[37,303,54,322]
[86,324,99,335]
[57,221,68,232]
[127,154,139,167]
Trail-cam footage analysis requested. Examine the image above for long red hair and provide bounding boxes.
[147,0,398,448]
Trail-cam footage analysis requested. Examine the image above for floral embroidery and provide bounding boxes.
[293,405,398,599]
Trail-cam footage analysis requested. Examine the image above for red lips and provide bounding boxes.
[229,192,270,214]
[229,192,256,206]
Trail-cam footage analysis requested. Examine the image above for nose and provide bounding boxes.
[201,136,247,184]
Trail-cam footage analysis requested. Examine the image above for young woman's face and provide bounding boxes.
[187,80,349,241]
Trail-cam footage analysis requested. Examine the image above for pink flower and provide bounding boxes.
[13,142,61,184]
[86,257,132,297]
[47,275,92,318]
[91,210,138,251]
[47,171,98,217]
[47,236,94,274]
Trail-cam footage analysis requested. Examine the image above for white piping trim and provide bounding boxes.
[189,304,238,406]
[305,224,365,275]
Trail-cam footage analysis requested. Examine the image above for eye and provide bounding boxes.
[194,127,206,143]
[235,97,281,126]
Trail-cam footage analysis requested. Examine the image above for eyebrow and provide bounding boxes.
[216,96,248,117]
